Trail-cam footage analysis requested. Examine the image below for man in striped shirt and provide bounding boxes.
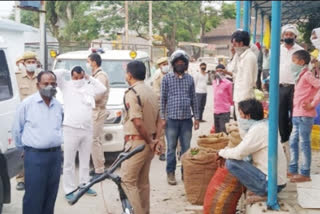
[160,50,200,185]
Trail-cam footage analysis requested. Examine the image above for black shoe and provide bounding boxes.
[159,154,166,161]
[90,173,103,182]
[16,182,25,191]
[89,169,95,176]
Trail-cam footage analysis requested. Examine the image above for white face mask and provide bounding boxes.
[72,79,85,88]
[311,38,320,49]
[161,65,170,74]
[25,63,37,72]
[18,63,26,72]
[86,63,92,71]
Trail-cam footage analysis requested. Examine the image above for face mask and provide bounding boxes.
[311,38,320,49]
[238,118,257,133]
[284,38,294,45]
[161,65,170,74]
[291,63,304,82]
[234,46,248,55]
[173,64,186,74]
[86,63,92,71]
[72,78,85,88]
[39,85,57,98]
[18,63,26,72]
[25,63,37,72]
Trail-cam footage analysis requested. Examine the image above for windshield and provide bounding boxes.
[54,59,129,87]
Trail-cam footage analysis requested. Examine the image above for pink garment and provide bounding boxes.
[213,78,233,114]
[293,68,320,117]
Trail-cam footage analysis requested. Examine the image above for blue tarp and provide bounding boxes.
[315,104,320,125]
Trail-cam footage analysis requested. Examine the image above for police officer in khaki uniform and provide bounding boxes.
[14,51,39,191]
[87,53,110,177]
[121,60,162,214]
[152,57,169,161]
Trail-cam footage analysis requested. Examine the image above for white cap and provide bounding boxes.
[281,24,299,36]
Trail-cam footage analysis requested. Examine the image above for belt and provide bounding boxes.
[279,83,294,87]
[124,134,156,143]
[24,146,61,152]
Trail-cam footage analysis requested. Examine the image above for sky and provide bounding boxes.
[0,1,14,18]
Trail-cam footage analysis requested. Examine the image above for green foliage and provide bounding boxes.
[46,1,100,43]
[221,2,236,19]
[9,9,39,28]
[298,15,320,46]
[126,1,222,54]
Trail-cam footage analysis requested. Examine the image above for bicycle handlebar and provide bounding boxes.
[68,144,146,205]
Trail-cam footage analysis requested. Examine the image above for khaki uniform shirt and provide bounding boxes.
[93,68,110,109]
[15,70,38,101]
[123,81,159,136]
[152,70,164,99]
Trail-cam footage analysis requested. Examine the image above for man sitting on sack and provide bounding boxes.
[218,99,287,204]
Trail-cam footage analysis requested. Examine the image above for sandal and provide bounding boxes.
[290,174,311,183]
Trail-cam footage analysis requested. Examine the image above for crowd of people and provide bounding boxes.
[10,23,320,214]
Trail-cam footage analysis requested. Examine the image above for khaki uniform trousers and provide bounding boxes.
[121,140,154,214]
[92,108,107,173]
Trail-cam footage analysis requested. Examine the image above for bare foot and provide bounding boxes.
[290,174,311,183]
[287,172,297,178]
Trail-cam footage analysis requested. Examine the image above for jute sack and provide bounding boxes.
[197,133,229,150]
[225,122,242,148]
[181,147,218,205]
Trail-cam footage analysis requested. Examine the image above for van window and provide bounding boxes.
[0,50,13,101]
[55,59,132,87]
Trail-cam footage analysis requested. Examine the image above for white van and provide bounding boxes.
[52,49,152,159]
[0,38,23,212]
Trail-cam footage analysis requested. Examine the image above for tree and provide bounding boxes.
[126,1,221,56]
[46,1,101,44]
[9,9,39,28]
[221,2,236,19]
[298,15,320,47]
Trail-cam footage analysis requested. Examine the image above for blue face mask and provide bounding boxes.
[238,118,258,133]
[291,63,304,82]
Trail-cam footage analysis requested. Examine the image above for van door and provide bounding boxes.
[0,49,20,153]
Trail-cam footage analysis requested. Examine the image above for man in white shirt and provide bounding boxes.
[279,24,303,150]
[218,99,287,204]
[194,62,208,122]
[54,66,106,201]
[231,30,258,136]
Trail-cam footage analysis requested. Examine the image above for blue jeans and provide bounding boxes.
[23,148,62,214]
[289,116,314,177]
[226,159,286,196]
[165,118,193,173]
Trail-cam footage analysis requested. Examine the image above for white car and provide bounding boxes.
[52,49,152,159]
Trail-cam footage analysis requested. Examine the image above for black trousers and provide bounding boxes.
[196,93,207,121]
[279,84,295,143]
[214,112,230,133]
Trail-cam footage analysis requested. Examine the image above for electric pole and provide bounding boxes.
[149,1,152,59]
[124,1,129,49]
[14,1,20,23]
[39,1,47,70]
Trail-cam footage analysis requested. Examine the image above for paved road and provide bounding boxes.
[3,86,214,214]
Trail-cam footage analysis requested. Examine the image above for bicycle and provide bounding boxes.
[68,144,145,214]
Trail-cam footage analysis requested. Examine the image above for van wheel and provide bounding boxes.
[0,175,4,214]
